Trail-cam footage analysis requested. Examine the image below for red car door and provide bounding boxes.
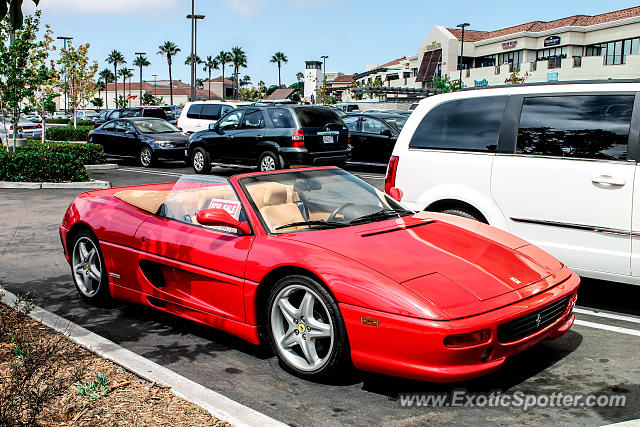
[132,212,253,324]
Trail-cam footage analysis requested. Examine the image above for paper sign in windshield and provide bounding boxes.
[208,198,241,219]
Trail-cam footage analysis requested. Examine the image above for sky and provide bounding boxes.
[25,0,640,88]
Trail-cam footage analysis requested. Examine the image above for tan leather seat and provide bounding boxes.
[258,184,305,232]
[247,182,298,209]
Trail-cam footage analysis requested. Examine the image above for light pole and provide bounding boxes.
[152,74,158,96]
[187,2,205,102]
[135,52,146,106]
[57,36,73,114]
[321,55,328,76]
[127,68,134,107]
[457,23,470,86]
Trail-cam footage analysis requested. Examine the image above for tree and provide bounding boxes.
[59,42,99,127]
[141,92,162,106]
[230,46,247,100]
[91,97,103,108]
[270,51,288,88]
[0,9,53,149]
[214,50,231,98]
[158,41,180,105]
[239,75,251,89]
[115,94,127,108]
[117,67,133,106]
[296,71,304,84]
[98,68,113,109]
[106,50,125,108]
[203,55,218,99]
[431,75,461,92]
[133,54,150,106]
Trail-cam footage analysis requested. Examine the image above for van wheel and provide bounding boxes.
[192,148,211,174]
[441,208,485,223]
[258,151,281,172]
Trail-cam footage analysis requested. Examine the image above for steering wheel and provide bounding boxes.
[328,203,355,222]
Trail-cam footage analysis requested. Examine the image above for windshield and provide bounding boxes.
[240,168,411,234]
[383,116,408,132]
[135,119,180,134]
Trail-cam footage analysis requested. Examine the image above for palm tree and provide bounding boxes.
[270,51,288,88]
[98,68,114,110]
[118,68,133,106]
[230,46,247,99]
[240,75,251,88]
[106,50,126,107]
[133,55,150,107]
[203,56,219,99]
[158,41,181,105]
[296,72,304,84]
[214,51,232,99]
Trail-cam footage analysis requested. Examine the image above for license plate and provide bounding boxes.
[322,135,334,144]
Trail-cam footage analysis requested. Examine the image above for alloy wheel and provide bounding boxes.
[140,148,152,167]
[72,236,102,298]
[193,151,205,172]
[260,155,276,171]
[270,284,334,372]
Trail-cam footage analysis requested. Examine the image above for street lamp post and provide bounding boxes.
[321,55,328,76]
[57,36,73,114]
[457,23,470,87]
[187,2,205,102]
[152,74,158,96]
[127,68,134,107]
[135,52,146,107]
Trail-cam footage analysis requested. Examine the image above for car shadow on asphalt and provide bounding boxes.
[577,278,640,316]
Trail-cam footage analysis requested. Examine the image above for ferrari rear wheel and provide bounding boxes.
[267,275,349,379]
[71,230,110,302]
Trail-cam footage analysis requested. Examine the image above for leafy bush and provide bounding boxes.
[45,118,69,124]
[0,149,90,182]
[76,120,95,127]
[20,141,106,165]
[45,125,93,141]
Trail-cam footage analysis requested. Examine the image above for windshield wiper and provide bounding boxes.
[275,220,349,231]
[349,208,414,225]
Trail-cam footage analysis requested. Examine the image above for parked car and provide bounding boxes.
[95,109,112,123]
[177,101,251,134]
[94,107,167,127]
[409,103,419,110]
[21,112,42,122]
[328,106,347,117]
[88,117,188,167]
[52,111,68,120]
[388,80,640,285]
[75,110,99,121]
[161,106,179,126]
[335,103,360,113]
[60,167,579,381]
[187,105,352,173]
[0,119,43,141]
[343,112,408,164]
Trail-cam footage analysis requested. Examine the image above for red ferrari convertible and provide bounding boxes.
[60,167,579,382]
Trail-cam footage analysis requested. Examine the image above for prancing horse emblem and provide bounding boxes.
[535,313,542,327]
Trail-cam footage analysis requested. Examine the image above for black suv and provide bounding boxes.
[93,107,167,127]
[187,105,351,173]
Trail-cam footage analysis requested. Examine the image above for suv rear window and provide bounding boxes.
[294,108,343,128]
[409,96,507,152]
[144,108,166,120]
[516,95,634,161]
[267,108,295,128]
[187,104,203,119]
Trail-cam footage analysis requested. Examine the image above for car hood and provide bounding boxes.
[285,214,565,318]
[148,132,189,142]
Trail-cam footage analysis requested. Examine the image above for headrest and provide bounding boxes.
[263,184,289,205]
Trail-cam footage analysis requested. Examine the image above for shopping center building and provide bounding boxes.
[352,6,640,92]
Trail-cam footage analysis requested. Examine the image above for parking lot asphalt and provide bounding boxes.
[1,161,639,426]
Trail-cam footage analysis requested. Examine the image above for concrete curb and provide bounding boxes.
[85,163,119,171]
[0,180,111,189]
[0,288,287,427]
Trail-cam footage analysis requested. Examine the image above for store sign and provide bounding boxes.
[474,79,489,87]
[502,41,518,50]
[547,71,559,82]
[425,41,442,51]
[544,36,561,47]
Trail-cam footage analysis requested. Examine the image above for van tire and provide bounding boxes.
[441,208,484,222]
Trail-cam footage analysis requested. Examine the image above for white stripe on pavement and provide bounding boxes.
[117,168,184,177]
[574,319,640,337]
[574,307,640,325]
[355,173,384,180]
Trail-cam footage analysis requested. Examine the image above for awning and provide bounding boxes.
[416,49,442,83]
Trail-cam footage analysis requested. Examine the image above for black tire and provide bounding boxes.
[441,208,485,223]
[266,275,350,380]
[70,229,111,303]
[192,147,211,174]
[258,151,281,172]
[139,146,155,168]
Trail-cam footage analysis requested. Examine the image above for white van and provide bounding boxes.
[387,81,640,285]
[177,101,251,134]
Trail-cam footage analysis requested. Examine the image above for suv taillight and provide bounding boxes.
[385,156,399,194]
[347,129,351,145]
[292,128,304,148]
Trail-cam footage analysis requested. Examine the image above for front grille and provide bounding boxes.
[497,296,570,343]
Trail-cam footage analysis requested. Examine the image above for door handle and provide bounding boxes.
[591,175,625,187]
[256,135,262,139]
[227,135,234,139]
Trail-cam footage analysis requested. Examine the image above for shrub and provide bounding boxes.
[45,118,70,124]
[76,120,94,127]
[45,125,93,142]
[20,141,106,165]
[0,149,90,182]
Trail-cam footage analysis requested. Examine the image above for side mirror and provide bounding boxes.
[208,123,217,131]
[388,187,403,202]
[196,208,251,234]
[380,128,393,137]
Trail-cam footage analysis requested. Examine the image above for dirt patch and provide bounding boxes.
[0,300,231,426]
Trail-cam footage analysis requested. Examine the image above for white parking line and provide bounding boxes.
[355,174,384,180]
[574,319,640,337]
[117,168,184,177]
[574,307,640,325]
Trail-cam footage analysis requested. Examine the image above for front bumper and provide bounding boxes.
[280,147,351,166]
[156,147,187,161]
[341,270,580,382]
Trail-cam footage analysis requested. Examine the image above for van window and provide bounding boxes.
[409,96,507,152]
[186,104,204,119]
[201,104,222,121]
[516,95,634,161]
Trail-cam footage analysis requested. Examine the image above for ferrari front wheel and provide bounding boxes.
[71,230,110,303]
[267,275,349,379]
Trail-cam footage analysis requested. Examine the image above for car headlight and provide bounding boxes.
[156,140,175,148]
